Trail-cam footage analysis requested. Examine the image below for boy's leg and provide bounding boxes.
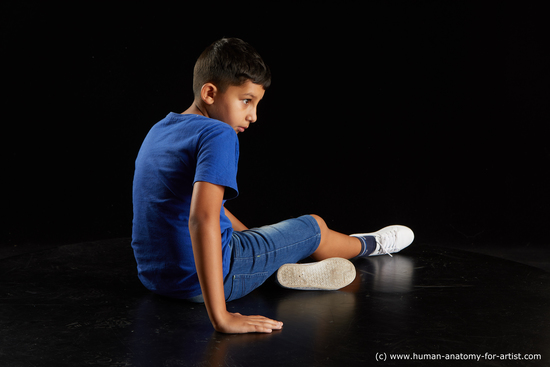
[224,215,323,301]
[276,215,361,291]
[308,214,415,259]
[277,215,414,291]
[224,215,414,297]
[308,214,363,260]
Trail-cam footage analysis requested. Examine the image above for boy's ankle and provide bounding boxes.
[353,235,377,257]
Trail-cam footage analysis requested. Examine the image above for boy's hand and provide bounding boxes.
[214,311,283,334]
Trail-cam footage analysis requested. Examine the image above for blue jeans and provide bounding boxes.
[187,215,321,303]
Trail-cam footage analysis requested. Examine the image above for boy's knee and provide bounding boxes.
[310,214,328,233]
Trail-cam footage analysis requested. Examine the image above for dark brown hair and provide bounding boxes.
[193,38,271,97]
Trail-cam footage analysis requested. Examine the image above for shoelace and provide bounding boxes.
[375,229,398,257]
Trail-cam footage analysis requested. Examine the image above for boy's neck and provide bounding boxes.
[182,102,209,118]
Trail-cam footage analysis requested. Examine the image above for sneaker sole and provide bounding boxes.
[277,257,356,290]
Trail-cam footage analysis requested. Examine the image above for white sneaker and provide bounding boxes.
[351,225,414,257]
[277,257,356,290]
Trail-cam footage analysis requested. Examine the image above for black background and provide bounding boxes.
[2,2,549,249]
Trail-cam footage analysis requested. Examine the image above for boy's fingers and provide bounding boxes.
[243,317,282,333]
[220,312,282,334]
[250,318,283,332]
[249,315,282,325]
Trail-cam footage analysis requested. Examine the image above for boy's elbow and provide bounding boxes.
[188,212,218,232]
[188,214,221,246]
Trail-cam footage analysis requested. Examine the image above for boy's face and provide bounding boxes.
[209,80,265,134]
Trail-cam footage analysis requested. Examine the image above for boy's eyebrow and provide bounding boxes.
[242,92,263,101]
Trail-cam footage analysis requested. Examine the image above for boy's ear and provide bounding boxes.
[200,83,217,105]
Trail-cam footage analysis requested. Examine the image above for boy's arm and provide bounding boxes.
[224,207,248,231]
[189,181,282,334]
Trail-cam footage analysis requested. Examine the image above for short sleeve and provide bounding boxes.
[193,125,239,200]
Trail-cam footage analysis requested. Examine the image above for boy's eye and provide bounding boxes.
[243,99,251,105]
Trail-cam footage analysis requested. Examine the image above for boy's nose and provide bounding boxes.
[247,110,257,123]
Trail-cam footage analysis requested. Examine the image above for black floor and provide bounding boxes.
[1,239,549,366]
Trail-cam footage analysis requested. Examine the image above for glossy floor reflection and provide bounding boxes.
[1,238,549,366]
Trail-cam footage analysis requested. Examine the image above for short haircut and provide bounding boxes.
[193,38,271,98]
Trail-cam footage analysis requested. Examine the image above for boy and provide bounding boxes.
[132,38,414,334]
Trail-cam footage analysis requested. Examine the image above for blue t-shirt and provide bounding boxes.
[131,113,239,299]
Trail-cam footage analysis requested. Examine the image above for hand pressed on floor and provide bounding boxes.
[214,311,283,334]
